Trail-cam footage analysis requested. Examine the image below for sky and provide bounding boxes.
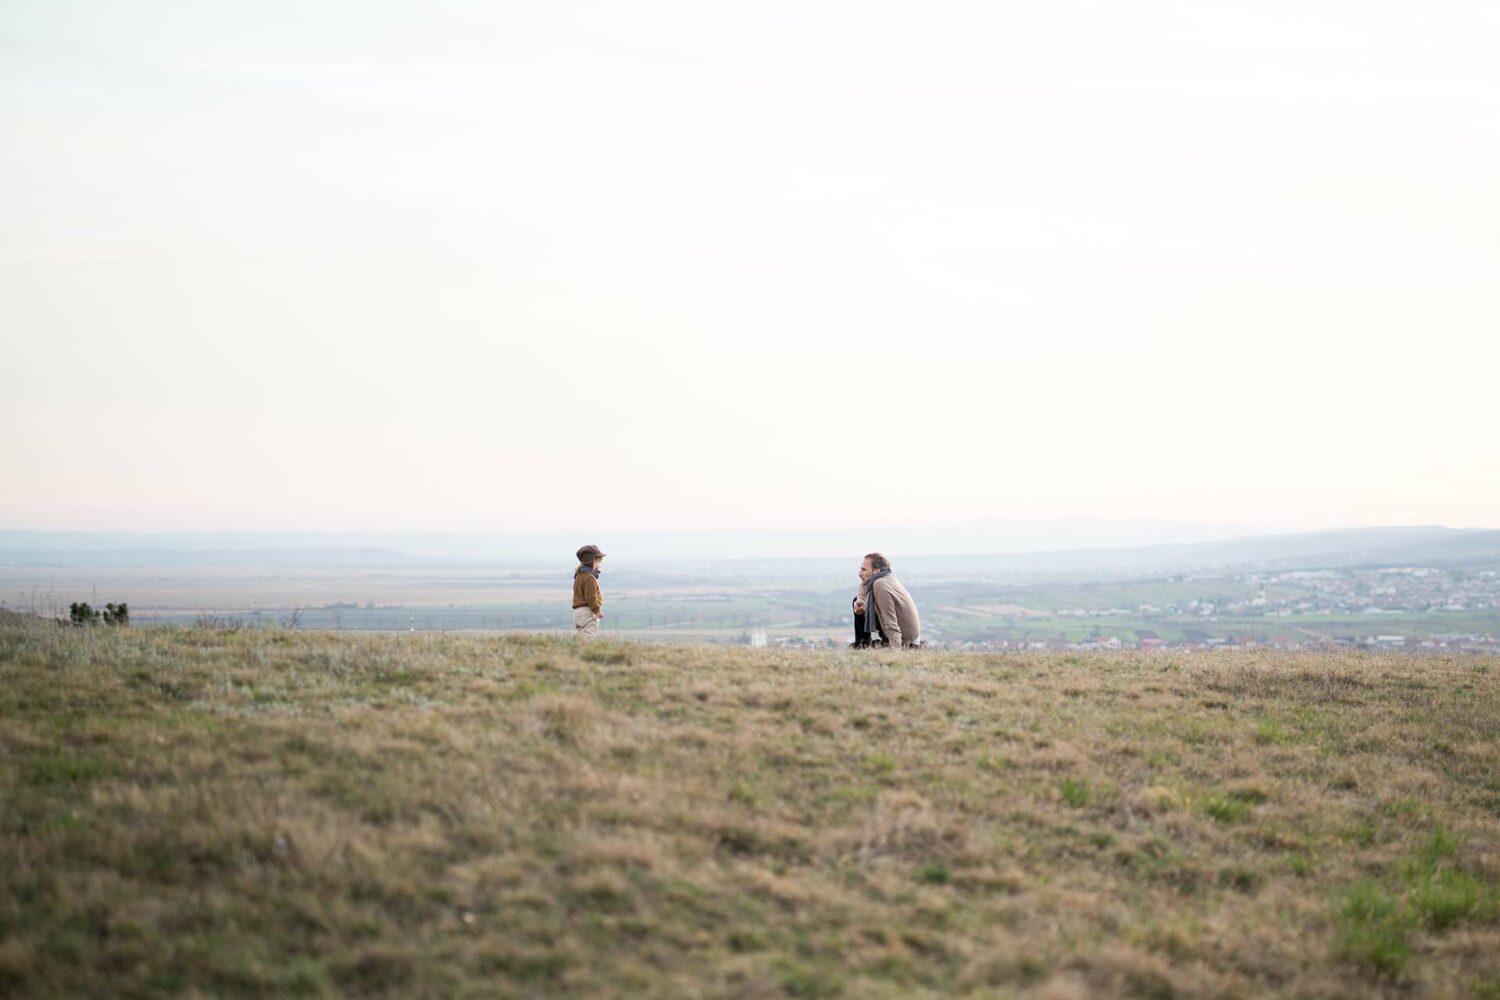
[3,1,1498,536]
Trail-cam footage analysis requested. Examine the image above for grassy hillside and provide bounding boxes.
[1,623,1496,997]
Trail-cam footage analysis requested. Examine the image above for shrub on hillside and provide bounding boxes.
[67,601,129,626]
[68,602,100,626]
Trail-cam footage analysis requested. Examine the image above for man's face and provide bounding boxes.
[859,558,874,582]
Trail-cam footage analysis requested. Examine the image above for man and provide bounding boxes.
[572,544,605,640]
[852,552,922,648]
[851,558,876,647]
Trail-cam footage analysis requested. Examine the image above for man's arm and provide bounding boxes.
[873,580,902,647]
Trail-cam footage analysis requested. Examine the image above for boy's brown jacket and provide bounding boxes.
[572,566,602,614]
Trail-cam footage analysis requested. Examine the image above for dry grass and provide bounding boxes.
[1,621,1497,997]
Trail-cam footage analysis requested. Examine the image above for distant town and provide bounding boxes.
[740,564,1500,653]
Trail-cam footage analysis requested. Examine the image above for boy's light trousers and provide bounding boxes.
[572,606,600,640]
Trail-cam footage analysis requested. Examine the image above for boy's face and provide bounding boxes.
[594,556,605,571]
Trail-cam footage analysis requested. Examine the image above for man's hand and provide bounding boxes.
[853,597,866,613]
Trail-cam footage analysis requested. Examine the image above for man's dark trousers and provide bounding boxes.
[852,601,885,647]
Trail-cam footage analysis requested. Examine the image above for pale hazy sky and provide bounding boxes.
[4,2,1497,534]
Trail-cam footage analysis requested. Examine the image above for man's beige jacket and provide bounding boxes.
[871,574,921,647]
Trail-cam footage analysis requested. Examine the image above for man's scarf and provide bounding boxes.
[863,569,891,632]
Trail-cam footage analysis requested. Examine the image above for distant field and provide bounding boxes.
[6,562,1497,646]
[2,620,1496,996]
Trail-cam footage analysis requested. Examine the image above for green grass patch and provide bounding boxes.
[728,780,760,806]
[1201,795,1251,825]
[1334,826,1499,974]
[24,750,118,788]
[1336,880,1411,975]
[1061,778,1090,808]
[1252,717,1289,745]
[977,752,1009,773]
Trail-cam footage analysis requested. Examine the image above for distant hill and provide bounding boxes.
[936,526,1500,579]
[1158,526,1500,566]
[675,527,1500,582]
[0,521,1259,565]
[1,525,1496,575]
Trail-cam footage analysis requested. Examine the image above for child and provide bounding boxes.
[572,545,605,640]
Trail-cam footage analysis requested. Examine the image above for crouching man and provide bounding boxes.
[572,544,605,640]
[852,551,922,648]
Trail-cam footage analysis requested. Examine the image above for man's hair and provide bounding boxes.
[864,552,891,572]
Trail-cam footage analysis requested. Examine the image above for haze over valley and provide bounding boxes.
[7,523,1497,651]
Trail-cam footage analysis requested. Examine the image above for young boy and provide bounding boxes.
[572,545,605,640]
